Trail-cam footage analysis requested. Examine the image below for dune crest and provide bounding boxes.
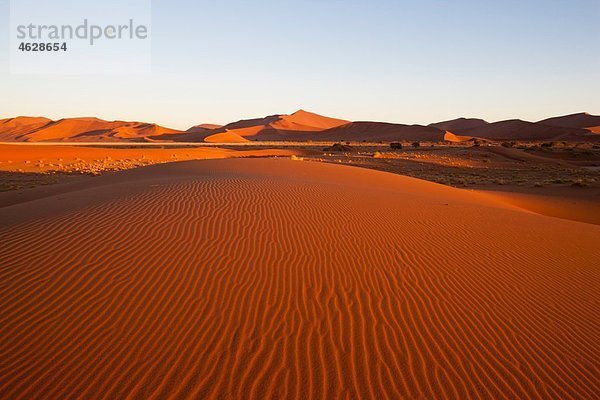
[538,112,600,134]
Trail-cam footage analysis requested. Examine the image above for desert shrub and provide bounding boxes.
[390,142,402,150]
[323,143,354,153]
[373,151,383,158]
[411,142,420,148]
[541,142,560,148]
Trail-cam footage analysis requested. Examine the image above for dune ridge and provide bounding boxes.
[0,159,598,399]
[2,111,599,143]
[0,117,181,142]
[538,112,600,134]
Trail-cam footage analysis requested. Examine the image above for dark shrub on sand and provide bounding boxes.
[323,143,355,152]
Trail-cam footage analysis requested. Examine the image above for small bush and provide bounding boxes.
[323,143,354,153]
[411,142,421,148]
[390,142,402,150]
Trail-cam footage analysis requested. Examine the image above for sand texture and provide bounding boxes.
[1,158,599,399]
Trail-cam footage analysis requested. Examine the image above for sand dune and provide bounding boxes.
[430,117,489,131]
[431,115,600,141]
[319,121,449,142]
[0,117,181,142]
[186,123,224,132]
[443,131,472,142]
[538,112,600,134]
[481,188,600,225]
[203,131,250,143]
[217,113,449,142]
[223,109,348,132]
[211,110,350,141]
[453,119,591,141]
[0,117,53,141]
[1,158,598,399]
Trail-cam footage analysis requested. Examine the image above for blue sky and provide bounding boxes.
[0,0,598,129]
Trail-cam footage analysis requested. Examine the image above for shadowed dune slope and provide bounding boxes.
[454,119,590,141]
[212,110,350,141]
[538,112,600,134]
[429,117,490,131]
[0,159,599,399]
[319,121,449,142]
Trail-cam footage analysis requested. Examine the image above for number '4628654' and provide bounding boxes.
[18,42,67,52]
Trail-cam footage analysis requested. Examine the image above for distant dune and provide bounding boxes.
[538,112,600,134]
[0,117,181,142]
[429,117,489,131]
[203,131,250,143]
[443,131,472,142]
[0,158,598,399]
[187,123,224,132]
[446,119,592,141]
[209,109,351,141]
[1,111,599,143]
[210,112,451,142]
[318,121,449,142]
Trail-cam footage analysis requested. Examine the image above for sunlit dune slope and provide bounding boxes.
[0,117,181,142]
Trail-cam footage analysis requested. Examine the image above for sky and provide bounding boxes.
[0,0,599,129]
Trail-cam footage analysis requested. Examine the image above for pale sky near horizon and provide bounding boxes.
[0,0,598,129]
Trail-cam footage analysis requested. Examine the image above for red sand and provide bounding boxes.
[1,158,598,399]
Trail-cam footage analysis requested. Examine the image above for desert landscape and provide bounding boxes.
[1,110,599,399]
